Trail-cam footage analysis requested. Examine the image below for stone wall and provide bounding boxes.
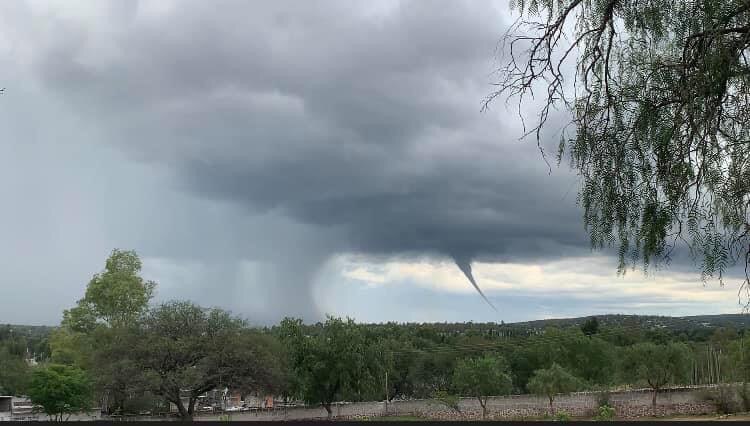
[392,387,716,420]
[188,385,721,421]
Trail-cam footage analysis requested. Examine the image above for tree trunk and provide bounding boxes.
[479,397,487,420]
[188,397,196,419]
[174,397,191,421]
[323,403,333,420]
[651,388,658,415]
[549,396,554,415]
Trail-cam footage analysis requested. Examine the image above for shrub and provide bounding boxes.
[594,405,616,421]
[701,385,740,415]
[596,391,611,408]
[433,390,461,414]
[554,411,571,422]
[740,383,750,412]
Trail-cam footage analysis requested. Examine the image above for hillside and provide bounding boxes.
[5,313,749,339]
[511,313,750,331]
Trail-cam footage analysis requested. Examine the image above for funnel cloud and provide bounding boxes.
[453,256,497,312]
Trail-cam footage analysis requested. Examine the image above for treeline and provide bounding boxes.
[0,325,50,396]
[2,249,750,421]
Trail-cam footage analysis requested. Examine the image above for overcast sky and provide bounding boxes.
[0,0,744,326]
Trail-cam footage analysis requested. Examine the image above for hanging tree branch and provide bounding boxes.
[487,0,750,306]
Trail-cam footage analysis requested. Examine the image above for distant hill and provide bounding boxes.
[1,324,56,339]
[351,313,750,338]
[510,313,750,331]
[5,313,749,338]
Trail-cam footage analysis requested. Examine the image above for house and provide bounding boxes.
[0,396,11,420]
[225,390,242,409]
[0,396,36,421]
[24,348,38,367]
[166,389,278,414]
[11,398,33,416]
[243,394,275,409]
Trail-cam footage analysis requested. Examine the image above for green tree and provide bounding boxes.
[376,338,420,401]
[621,342,691,410]
[729,336,750,383]
[407,350,458,398]
[0,347,30,396]
[452,354,513,419]
[48,327,92,368]
[433,390,462,414]
[490,0,750,299]
[51,249,157,415]
[28,364,93,421]
[134,301,280,420]
[89,326,151,415]
[510,328,615,390]
[581,317,600,336]
[527,363,580,414]
[64,249,155,331]
[568,334,617,386]
[279,316,379,419]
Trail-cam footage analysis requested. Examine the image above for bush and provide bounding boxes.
[701,385,741,415]
[594,405,616,421]
[740,383,750,412]
[554,411,571,422]
[433,390,461,413]
[122,393,158,415]
[596,391,611,407]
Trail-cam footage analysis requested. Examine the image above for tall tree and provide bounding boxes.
[134,301,279,420]
[621,342,691,410]
[581,317,600,336]
[490,0,750,298]
[452,354,513,419]
[0,347,30,396]
[279,316,379,420]
[50,249,156,415]
[28,364,93,421]
[64,249,156,330]
[527,363,581,414]
[376,338,420,401]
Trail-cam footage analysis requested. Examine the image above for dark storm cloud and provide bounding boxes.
[20,0,588,266]
[0,0,621,323]
[0,0,742,325]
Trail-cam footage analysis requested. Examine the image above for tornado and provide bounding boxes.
[453,256,498,312]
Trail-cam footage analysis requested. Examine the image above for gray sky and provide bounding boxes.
[0,0,743,326]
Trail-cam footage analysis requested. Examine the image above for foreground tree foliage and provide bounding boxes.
[134,301,282,421]
[50,249,156,415]
[64,249,155,331]
[621,342,691,410]
[527,363,581,413]
[491,0,750,298]
[0,347,30,396]
[28,364,93,421]
[47,249,286,420]
[279,316,379,420]
[452,355,513,419]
